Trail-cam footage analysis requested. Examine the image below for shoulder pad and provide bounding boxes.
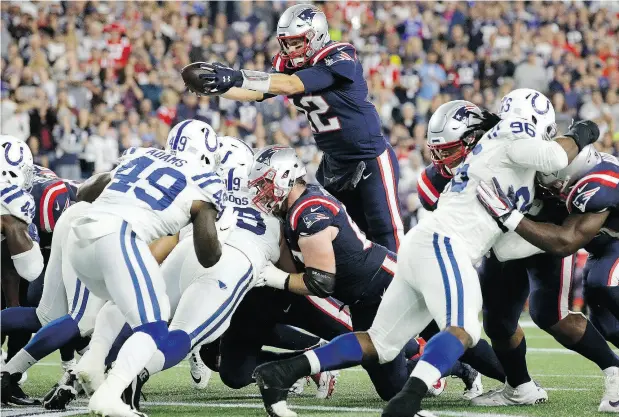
[38,181,72,233]
[417,165,450,211]
[566,164,619,214]
[289,196,340,235]
[1,185,35,225]
[311,42,356,66]
[487,117,542,142]
[190,171,225,212]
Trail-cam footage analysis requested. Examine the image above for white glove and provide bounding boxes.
[215,207,238,244]
[476,177,524,232]
[258,262,289,290]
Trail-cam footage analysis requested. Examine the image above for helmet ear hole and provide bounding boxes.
[531,115,538,125]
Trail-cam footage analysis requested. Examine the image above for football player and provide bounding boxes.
[477,144,619,412]
[183,4,404,253]
[421,102,619,410]
[65,119,226,417]
[0,135,43,405]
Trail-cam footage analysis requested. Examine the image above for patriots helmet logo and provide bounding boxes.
[572,186,600,212]
[297,8,318,24]
[255,146,287,165]
[452,105,478,125]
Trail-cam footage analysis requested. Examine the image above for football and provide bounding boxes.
[180,62,213,95]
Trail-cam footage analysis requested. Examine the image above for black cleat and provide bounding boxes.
[382,377,430,417]
[42,370,79,410]
[1,372,42,406]
[253,361,301,417]
[122,368,149,411]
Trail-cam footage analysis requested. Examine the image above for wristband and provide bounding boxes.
[503,211,524,231]
[240,70,271,93]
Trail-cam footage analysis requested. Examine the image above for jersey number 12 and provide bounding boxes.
[293,96,341,133]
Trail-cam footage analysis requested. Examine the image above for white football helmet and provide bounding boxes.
[217,136,254,179]
[248,146,306,215]
[537,144,602,197]
[276,4,330,68]
[0,135,34,188]
[427,100,483,177]
[498,88,557,140]
[166,119,220,169]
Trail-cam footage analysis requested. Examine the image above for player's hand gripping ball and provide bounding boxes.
[181,62,242,96]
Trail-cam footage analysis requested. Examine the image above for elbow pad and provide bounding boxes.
[11,242,44,282]
[303,267,336,298]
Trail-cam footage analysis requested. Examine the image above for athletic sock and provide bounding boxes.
[59,344,75,362]
[460,338,506,382]
[411,331,465,388]
[1,307,41,334]
[106,332,157,397]
[563,321,619,371]
[494,337,530,387]
[304,332,363,374]
[161,330,191,371]
[6,332,31,362]
[4,350,36,375]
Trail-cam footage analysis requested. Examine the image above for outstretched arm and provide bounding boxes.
[222,74,306,101]
[513,211,609,257]
[189,200,222,268]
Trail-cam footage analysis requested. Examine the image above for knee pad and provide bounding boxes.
[134,320,169,349]
[367,328,400,365]
[483,311,519,341]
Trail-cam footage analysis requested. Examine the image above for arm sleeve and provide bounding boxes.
[294,66,337,93]
[506,139,569,173]
[12,241,44,282]
[492,231,544,262]
[417,166,449,211]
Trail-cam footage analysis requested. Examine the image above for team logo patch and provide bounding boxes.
[255,146,287,165]
[297,8,318,24]
[303,212,329,228]
[452,105,478,125]
[325,52,353,66]
[572,185,600,212]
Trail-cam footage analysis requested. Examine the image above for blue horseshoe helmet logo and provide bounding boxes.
[204,129,218,152]
[531,92,550,115]
[4,143,24,166]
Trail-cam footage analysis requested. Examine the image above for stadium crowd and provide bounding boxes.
[1,0,618,228]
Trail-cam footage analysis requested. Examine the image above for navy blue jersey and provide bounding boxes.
[284,185,395,304]
[29,169,79,248]
[565,154,619,256]
[271,42,387,161]
[417,164,451,211]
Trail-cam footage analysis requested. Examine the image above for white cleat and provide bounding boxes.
[599,367,619,413]
[463,372,483,400]
[289,377,308,395]
[89,383,146,417]
[312,370,338,399]
[268,400,298,417]
[17,371,28,385]
[188,352,211,390]
[426,377,447,397]
[76,365,106,396]
[472,381,548,406]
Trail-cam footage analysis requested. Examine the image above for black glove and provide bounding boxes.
[464,110,502,146]
[198,62,243,94]
[564,120,600,152]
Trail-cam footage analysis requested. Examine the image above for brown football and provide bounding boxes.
[180,62,212,94]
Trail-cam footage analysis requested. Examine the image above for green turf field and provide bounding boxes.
[1,322,603,417]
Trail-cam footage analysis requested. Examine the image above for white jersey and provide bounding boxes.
[1,179,35,241]
[418,117,567,262]
[180,166,281,272]
[91,147,225,243]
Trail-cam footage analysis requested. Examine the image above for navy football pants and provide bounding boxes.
[318,146,404,252]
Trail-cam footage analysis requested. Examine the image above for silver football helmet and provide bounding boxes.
[427,100,483,177]
[537,144,602,197]
[276,4,330,68]
[0,135,34,189]
[248,146,306,215]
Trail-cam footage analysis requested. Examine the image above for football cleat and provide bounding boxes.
[289,377,308,395]
[75,362,106,396]
[89,382,146,417]
[311,370,338,399]
[42,370,78,410]
[426,378,446,397]
[17,371,27,386]
[382,387,432,417]
[1,371,41,406]
[458,363,483,400]
[122,369,149,411]
[253,362,299,417]
[189,352,211,390]
[472,380,548,406]
[599,367,619,413]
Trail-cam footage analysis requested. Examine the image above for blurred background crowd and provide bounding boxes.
[1,1,618,304]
